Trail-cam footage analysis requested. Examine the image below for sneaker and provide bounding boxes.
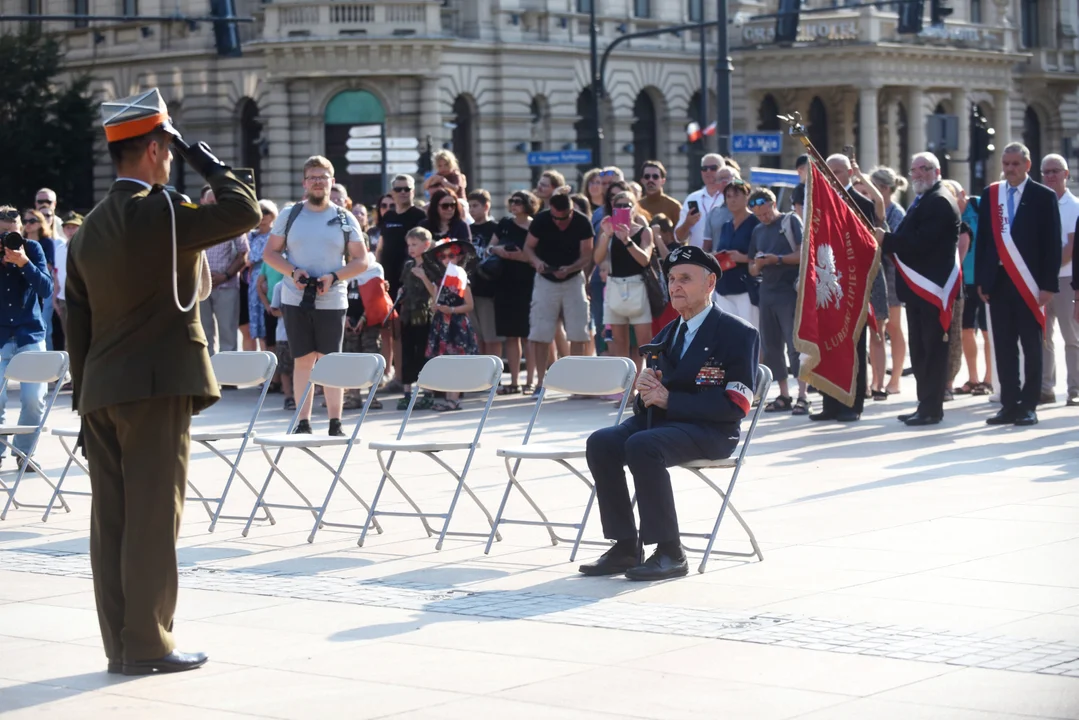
[328,419,345,437]
[293,419,312,434]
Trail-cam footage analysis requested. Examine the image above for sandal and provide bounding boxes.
[764,395,792,412]
[871,389,889,401]
[415,394,436,410]
[972,382,991,396]
[433,399,462,412]
[283,397,296,411]
[521,384,535,394]
[954,381,977,395]
[497,384,521,395]
[792,397,810,415]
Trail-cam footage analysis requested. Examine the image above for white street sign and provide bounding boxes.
[345,137,381,150]
[385,137,420,149]
[348,125,381,139]
[346,163,382,175]
[386,162,419,175]
[345,150,381,162]
[385,149,420,162]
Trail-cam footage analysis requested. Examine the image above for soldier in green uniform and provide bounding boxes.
[65,89,261,675]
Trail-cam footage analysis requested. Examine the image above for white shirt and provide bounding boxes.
[53,235,68,301]
[1058,190,1079,279]
[672,301,713,359]
[1005,176,1029,208]
[675,187,725,249]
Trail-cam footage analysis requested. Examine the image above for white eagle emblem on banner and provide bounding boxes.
[815,243,844,310]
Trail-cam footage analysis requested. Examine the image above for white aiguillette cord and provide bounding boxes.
[164,190,199,313]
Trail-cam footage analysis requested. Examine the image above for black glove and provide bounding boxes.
[174,140,230,179]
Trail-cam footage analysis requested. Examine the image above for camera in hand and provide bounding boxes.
[1,231,24,251]
[300,276,320,310]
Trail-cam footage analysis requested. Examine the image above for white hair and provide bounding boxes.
[825,154,852,170]
[1002,142,1030,160]
[701,154,726,168]
[911,151,941,172]
[1041,153,1068,171]
[258,199,279,216]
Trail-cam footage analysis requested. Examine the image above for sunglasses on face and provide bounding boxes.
[599,170,617,177]
[392,186,411,193]
[642,173,661,180]
[612,204,632,209]
[35,198,53,205]
[701,164,720,172]
[24,217,40,224]
[439,202,456,209]
[748,197,770,208]
[551,212,571,221]
[380,202,393,209]
[509,198,524,205]
[0,210,18,221]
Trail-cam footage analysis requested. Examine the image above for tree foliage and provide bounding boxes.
[0,27,99,212]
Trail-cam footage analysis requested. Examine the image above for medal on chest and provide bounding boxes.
[695,357,726,386]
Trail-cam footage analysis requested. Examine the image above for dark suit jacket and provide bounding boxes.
[847,186,879,227]
[974,179,1061,296]
[881,181,961,309]
[634,305,760,459]
[66,170,261,415]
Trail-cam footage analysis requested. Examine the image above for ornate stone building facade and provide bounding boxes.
[5,0,1076,205]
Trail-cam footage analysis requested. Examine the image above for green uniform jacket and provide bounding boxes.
[65,170,261,416]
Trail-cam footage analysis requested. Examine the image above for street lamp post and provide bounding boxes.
[715,0,732,156]
[590,2,603,167]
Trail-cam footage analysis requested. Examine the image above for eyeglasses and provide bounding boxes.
[1042,168,1065,175]
[550,211,571,221]
[35,198,53,205]
[0,210,18,221]
[379,202,393,209]
[599,170,618,177]
[392,186,411,193]
[748,197,770,208]
[305,176,331,183]
[728,179,747,186]
[439,202,456,209]
[701,164,720,172]
[509,198,524,205]
[612,203,632,209]
[909,165,933,173]
[23,217,40,224]
[642,173,662,180]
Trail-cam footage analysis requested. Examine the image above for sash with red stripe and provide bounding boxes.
[893,251,962,334]
[988,182,1046,329]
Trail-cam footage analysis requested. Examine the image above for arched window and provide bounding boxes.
[631,91,657,179]
[808,96,829,157]
[1023,106,1042,182]
[451,94,477,186]
[757,95,781,169]
[324,89,386,204]
[239,98,263,193]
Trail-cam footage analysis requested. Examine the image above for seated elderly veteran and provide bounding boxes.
[581,245,760,581]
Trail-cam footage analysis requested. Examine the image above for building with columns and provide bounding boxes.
[5,0,1076,208]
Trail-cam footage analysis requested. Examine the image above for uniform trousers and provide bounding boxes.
[988,269,1043,413]
[586,414,716,546]
[1042,281,1079,398]
[821,327,867,415]
[84,395,192,663]
[906,301,950,418]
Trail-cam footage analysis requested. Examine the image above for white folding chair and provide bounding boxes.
[191,351,278,532]
[485,356,636,560]
[0,351,70,520]
[42,427,87,522]
[360,355,504,551]
[677,364,772,573]
[242,352,386,543]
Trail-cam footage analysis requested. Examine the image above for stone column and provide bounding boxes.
[992,88,1012,175]
[859,86,880,170]
[263,80,293,203]
[908,86,926,155]
[884,97,900,168]
[952,88,972,191]
[419,76,442,156]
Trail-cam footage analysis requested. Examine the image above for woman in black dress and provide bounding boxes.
[423,188,471,243]
[490,190,538,393]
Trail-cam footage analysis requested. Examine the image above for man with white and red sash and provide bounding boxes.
[873,153,961,426]
[975,142,1062,426]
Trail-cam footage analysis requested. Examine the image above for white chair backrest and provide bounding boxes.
[4,351,68,384]
[310,353,386,390]
[541,356,636,396]
[211,351,277,387]
[418,355,503,393]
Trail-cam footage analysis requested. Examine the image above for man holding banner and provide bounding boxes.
[975,142,1061,426]
[873,153,961,426]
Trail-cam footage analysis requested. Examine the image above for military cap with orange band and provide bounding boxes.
[101,88,183,143]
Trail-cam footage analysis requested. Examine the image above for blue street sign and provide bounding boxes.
[527,149,593,166]
[730,132,783,155]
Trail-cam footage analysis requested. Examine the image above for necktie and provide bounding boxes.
[1007,186,1017,225]
[909,194,921,211]
[669,322,688,363]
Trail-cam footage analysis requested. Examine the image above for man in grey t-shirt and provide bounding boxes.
[263,156,370,436]
[747,188,808,413]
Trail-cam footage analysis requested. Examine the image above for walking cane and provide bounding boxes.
[637,343,665,429]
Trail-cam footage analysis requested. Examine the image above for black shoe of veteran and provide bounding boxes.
[986,408,1018,425]
[625,546,689,582]
[122,650,208,676]
[579,545,640,577]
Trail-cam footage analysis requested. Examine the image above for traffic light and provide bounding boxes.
[210,0,241,57]
[897,0,924,34]
[930,0,953,25]
[775,0,800,43]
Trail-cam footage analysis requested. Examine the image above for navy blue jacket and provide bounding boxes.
[0,239,53,348]
[974,179,1061,296]
[635,304,760,459]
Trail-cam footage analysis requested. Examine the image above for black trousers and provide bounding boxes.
[907,302,949,418]
[989,269,1043,413]
[585,415,709,546]
[821,327,868,415]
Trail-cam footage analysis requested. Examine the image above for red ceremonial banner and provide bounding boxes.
[793,162,882,407]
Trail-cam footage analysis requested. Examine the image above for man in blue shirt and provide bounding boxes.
[0,206,53,468]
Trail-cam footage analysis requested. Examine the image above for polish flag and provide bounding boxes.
[437,261,468,303]
[702,121,717,137]
[686,122,702,142]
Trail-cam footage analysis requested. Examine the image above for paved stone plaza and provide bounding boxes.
[1,353,1078,719]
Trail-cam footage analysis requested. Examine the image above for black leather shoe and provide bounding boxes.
[808,411,838,422]
[293,419,312,434]
[1013,410,1039,426]
[625,548,689,581]
[579,546,640,577]
[986,408,1018,425]
[897,412,915,422]
[904,413,942,426]
[836,409,861,422]
[107,661,122,674]
[122,650,208,676]
[328,419,345,437]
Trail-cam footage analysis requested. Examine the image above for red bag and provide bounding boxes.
[359,279,396,327]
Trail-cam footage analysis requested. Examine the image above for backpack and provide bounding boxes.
[282,202,357,260]
[778,212,798,254]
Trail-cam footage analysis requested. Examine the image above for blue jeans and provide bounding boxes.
[0,340,47,458]
[43,305,54,351]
